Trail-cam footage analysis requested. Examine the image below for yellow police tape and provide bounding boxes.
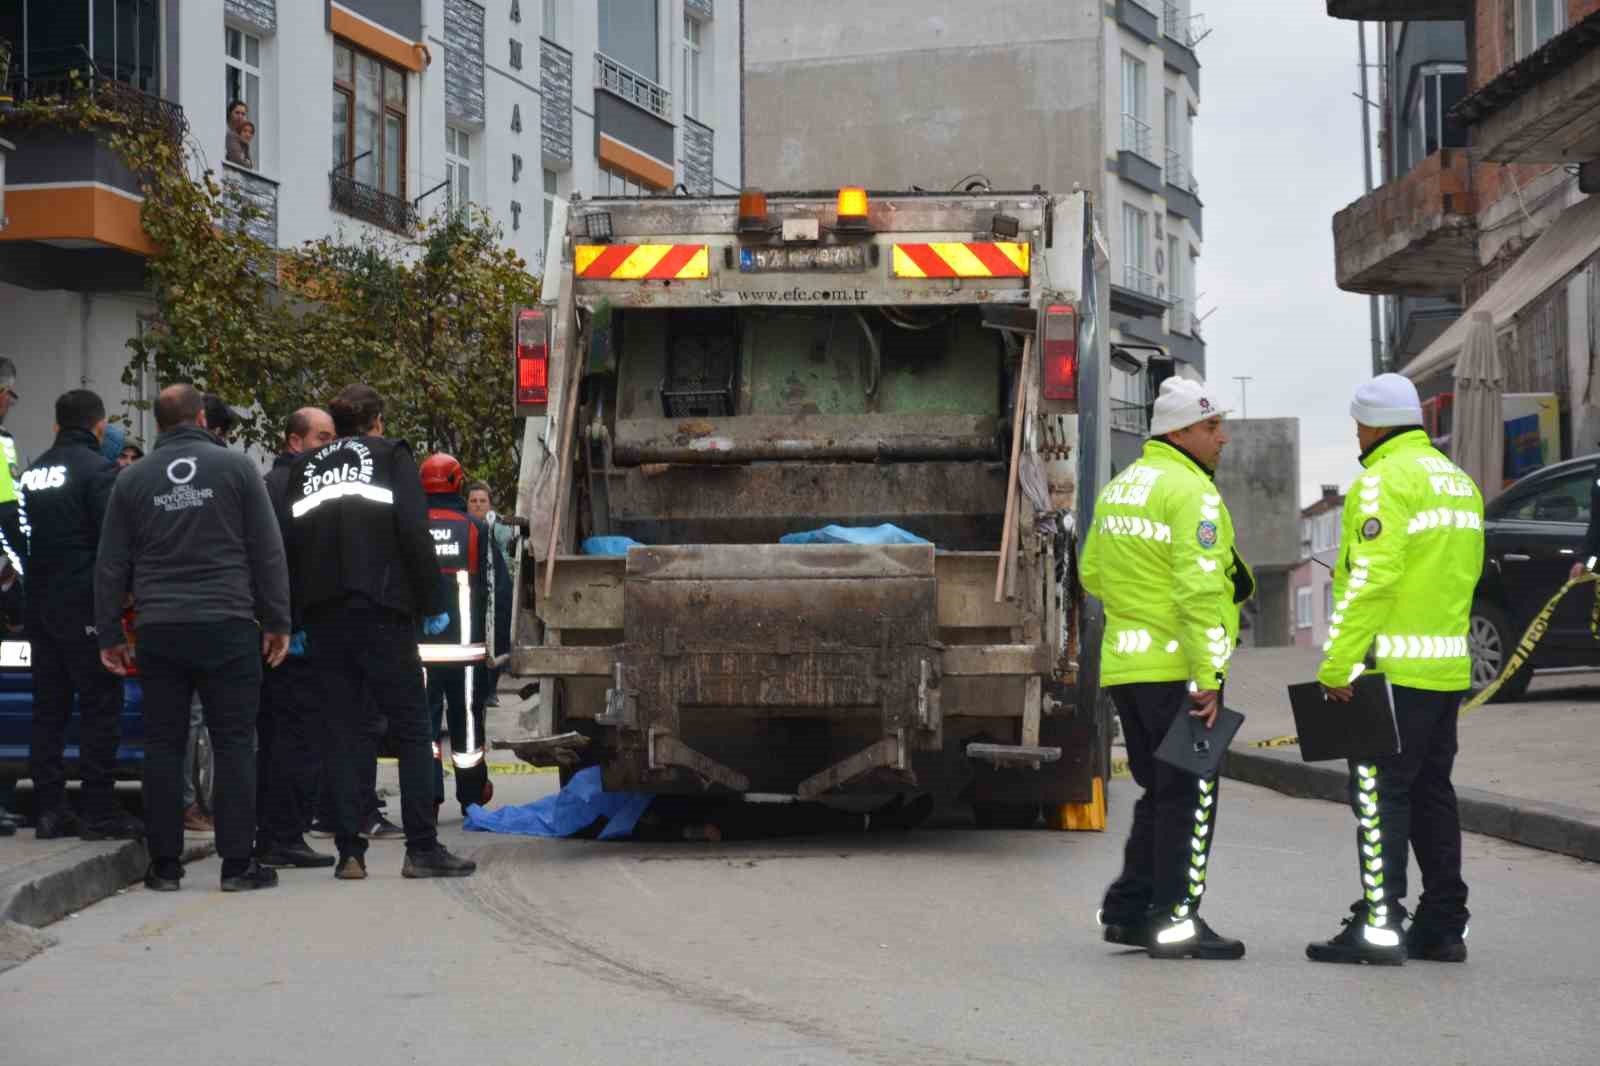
[376,757,558,776]
[1248,572,1600,747]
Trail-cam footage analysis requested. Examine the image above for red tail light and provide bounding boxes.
[516,308,548,408]
[1042,304,1078,402]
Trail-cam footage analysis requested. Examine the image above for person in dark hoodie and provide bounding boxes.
[276,384,475,881]
[96,384,290,893]
[254,407,338,869]
[16,390,143,841]
[418,454,511,817]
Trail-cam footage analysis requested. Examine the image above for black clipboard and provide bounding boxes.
[1154,704,1245,778]
[1287,673,1402,763]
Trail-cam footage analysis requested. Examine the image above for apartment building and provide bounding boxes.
[1287,485,1345,651]
[0,0,742,459]
[1329,0,1600,474]
[743,0,1209,472]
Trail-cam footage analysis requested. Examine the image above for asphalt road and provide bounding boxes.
[3,774,1597,1066]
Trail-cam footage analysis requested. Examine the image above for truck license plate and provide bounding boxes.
[739,246,868,273]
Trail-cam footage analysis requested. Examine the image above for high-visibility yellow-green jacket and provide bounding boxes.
[1081,439,1254,689]
[1316,429,1484,692]
[0,430,17,505]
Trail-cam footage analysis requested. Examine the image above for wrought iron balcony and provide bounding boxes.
[329,172,417,235]
[595,52,672,121]
[4,74,187,144]
[1121,112,1154,161]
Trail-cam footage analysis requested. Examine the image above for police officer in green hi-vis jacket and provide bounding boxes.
[1081,376,1255,961]
[1306,374,1483,967]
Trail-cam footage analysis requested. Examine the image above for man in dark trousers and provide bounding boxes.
[16,390,142,840]
[254,407,338,868]
[96,385,290,893]
[278,384,475,881]
[418,454,511,817]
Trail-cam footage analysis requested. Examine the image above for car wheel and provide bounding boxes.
[189,724,215,815]
[1468,602,1532,702]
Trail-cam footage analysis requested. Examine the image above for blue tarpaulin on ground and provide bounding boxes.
[582,536,644,555]
[463,766,652,840]
[779,523,930,546]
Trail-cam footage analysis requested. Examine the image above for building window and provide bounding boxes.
[333,40,407,198]
[543,168,559,249]
[446,126,471,208]
[682,14,703,120]
[225,26,263,170]
[1168,234,1187,333]
[1406,63,1467,165]
[1121,203,1152,295]
[510,38,524,70]
[1119,52,1151,159]
[598,0,659,82]
[598,163,658,197]
[1296,586,1313,630]
[1517,0,1565,59]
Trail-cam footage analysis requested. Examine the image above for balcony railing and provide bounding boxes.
[1121,263,1161,298]
[1162,3,1208,49]
[1163,147,1199,195]
[1121,112,1154,161]
[1111,399,1151,435]
[329,172,417,235]
[1168,297,1191,335]
[4,74,187,144]
[595,52,672,121]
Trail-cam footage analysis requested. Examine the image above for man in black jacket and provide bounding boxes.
[255,407,338,868]
[17,390,142,840]
[278,384,475,881]
[97,385,291,893]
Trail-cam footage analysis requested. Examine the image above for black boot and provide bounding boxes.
[258,838,337,868]
[402,844,477,878]
[34,806,81,840]
[1098,909,1150,948]
[1147,915,1245,960]
[220,860,280,892]
[1307,902,1406,965]
[1406,923,1468,963]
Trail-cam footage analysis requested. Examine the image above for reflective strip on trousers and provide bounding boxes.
[451,569,484,768]
[1355,763,1388,925]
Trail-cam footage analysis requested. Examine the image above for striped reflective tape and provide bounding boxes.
[1407,508,1482,533]
[1113,629,1153,653]
[1099,514,1172,542]
[290,481,395,517]
[891,242,1029,278]
[1375,634,1468,659]
[575,243,710,280]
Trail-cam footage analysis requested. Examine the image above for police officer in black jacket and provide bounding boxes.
[16,390,142,840]
[278,384,476,881]
[254,407,338,868]
[97,385,291,893]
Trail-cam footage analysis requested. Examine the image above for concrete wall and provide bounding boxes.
[1215,417,1302,571]
[742,0,1104,195]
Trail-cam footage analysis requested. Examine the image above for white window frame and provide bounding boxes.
[1120,52,1151,160]
[1516,0,1565,59]
[225,24,265,172]
[1295,586,1314,630]
[682,13,703,121]
[445,126,472,210]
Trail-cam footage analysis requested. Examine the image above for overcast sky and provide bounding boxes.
[1197,1,1379,506]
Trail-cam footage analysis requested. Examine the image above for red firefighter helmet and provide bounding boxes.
[420,453,466,496]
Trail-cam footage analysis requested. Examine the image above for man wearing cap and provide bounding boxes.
[1306,373,1483,966]
[1081,376,1254,960]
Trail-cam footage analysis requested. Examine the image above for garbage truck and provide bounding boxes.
[503,186,1114,828]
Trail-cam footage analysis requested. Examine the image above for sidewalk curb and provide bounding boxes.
[0,838,218,929]
[1221,747,1600,864]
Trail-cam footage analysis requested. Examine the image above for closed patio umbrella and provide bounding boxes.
[1450,310,1504,501]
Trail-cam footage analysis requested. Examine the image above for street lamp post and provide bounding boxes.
[1233,375,1252,420]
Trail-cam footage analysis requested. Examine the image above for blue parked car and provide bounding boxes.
[0,635,213,810]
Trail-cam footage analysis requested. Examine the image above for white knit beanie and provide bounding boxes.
[1350,373,1423,428]
[1150,376,1229,436]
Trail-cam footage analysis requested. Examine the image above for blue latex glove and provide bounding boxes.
[424,613,450,636]
[288,630,307,657]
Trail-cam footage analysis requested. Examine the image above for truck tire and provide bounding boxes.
[972,802,1040,830]
[1469,601,1532,702]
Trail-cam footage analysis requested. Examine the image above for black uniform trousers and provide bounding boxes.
[305,603,437,858]
[1102,681,1221,926]
[29,620,124,818]
[137,621,261,867]
[427,664,489,809]
[256,654,322,847]
[1349,684,1469,936]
